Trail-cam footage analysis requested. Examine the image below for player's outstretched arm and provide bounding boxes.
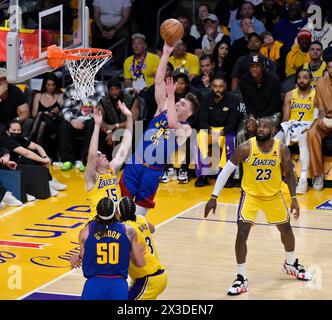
[109,101,133,174]
[204,142,250,218]
[154,42,176,114]
[280,144,300,220]
[84,107,102,190]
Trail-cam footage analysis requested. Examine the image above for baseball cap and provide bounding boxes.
[249,55,264,65]
[203,14,219,24]
[131,33,146,41]
[0,68,7,78]
[248,32,263,42]
[297,29,312,42]
[172,67,190,82]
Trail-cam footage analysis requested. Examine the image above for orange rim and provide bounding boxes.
[63,48,112,60]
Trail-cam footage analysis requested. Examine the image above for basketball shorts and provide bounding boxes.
[237,190,289,225]
[128,269,167,300]
[81,276,128,300]
[119,163,163,208]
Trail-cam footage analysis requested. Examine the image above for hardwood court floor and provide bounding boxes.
[0,167,332,300]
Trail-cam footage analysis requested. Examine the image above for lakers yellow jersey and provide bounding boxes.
[303,61,326,88]
[242,137,282,198]
[126,215,164,279]
[87,169,121,221]
[289,88,316,122]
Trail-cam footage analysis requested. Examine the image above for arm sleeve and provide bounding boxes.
[212,160,237,197]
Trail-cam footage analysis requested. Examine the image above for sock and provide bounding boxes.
[135,205,148,217]
[300,170,308,180]
[285,251,296,265]
[237,263,247,279]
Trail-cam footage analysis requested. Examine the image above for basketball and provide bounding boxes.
[160,19,184,45]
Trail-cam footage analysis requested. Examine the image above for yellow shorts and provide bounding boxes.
[129,270,167,300]
[237,190,289,225]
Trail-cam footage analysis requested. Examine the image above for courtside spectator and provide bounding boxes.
[123,34,160,92]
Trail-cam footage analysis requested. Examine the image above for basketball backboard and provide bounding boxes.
[3,0,89,83]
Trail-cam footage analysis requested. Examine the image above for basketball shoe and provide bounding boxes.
[177,169,188,184]
[282,258,312,280]
[160,167,177,183]
[227,274,249,296]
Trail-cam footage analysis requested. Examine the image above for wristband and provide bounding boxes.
[291,196,297,199]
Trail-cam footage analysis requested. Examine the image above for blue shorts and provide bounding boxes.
[81,276,128,300]
[120,163,163,208]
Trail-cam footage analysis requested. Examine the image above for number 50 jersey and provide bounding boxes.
[126,215,164,279]
[242,137,282,198]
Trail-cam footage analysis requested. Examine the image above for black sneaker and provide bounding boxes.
[225,179,241,188]
[194,176,209,187]
[227,274,249,296]
[178,169,188,184]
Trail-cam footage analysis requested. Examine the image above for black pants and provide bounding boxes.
[16,156,52,181]
[57,119,95,163]
[0,181,6,202]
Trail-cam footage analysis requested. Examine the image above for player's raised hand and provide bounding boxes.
[165,77,176,97]
[291,198,300,220]
[204,198,217,218]
[118,101,132,118]
[93,106,103,126]
[163,40,179,55]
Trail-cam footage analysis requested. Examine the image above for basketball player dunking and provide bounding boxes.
[205,117,312,296]
[119,42,199,216]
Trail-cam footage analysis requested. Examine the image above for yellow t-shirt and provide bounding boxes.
[303,61,327,88]
[168,52,200,77]
[126,215,164,279]
[289,88,316,122]
[242,137,282,198]
[86,169,121,221]
[123,52,160,88]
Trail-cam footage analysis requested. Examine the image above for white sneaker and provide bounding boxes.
[75,160,83,169]
[282,259,312,281]
[177,169,188,184]
[296,179,308,194]
[27,194,36,202]
[49,187,59,197]
[49,178,67,191]
[0,202,5,209]
[2,192,23,206]
[160,168,177,183]
[227,274,249,296]
[313,174,324,191]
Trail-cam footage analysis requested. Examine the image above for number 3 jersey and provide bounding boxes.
[242,137,282,198]
[126,215,164,279]
[82,221,130,278]
[87,169,121,221]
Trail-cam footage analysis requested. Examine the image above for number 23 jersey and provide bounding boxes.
[242,137,282,198]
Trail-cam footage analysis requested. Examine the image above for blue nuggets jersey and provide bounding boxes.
[82,221,131,279]
[134,111,178,169]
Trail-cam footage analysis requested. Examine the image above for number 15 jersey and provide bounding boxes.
[242,137,282,198]
[87,169,121,221]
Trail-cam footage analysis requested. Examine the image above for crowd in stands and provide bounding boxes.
[1,0,332,208]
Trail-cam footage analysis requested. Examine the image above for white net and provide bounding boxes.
[64,48,112,101]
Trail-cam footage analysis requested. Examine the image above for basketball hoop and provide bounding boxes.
[47,45,112,101]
